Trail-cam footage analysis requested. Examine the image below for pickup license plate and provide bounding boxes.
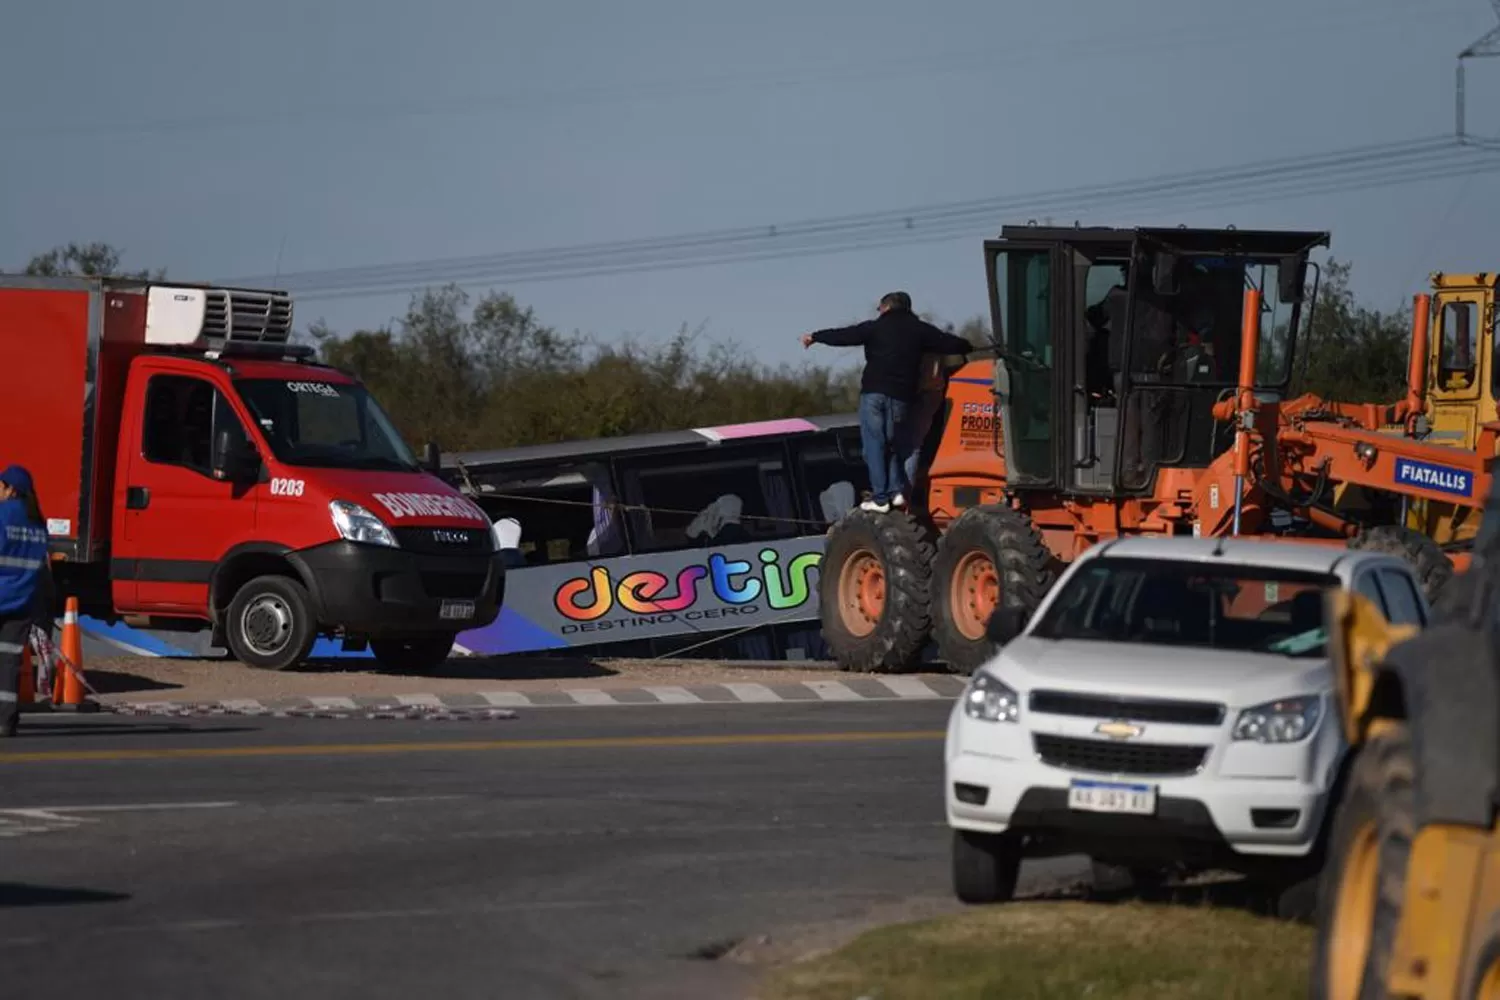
[440,600,476,621]
[1067,779,1157,816]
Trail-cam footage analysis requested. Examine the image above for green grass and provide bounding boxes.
[761,901,1313,1000]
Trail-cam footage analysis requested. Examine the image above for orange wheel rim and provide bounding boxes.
[950,551,1001,641]
[838,549,886,638]
[1327,820,1380,1000]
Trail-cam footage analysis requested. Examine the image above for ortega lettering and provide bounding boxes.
[554,548,821,622]
[371,492,489,524]
[1393,458,1473,499]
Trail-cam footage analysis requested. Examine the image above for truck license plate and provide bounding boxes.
[440,600,476,621]
[1067,779,1157,816]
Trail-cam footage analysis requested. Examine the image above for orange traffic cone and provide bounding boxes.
[55,597,95,712]
[17,643,33,707]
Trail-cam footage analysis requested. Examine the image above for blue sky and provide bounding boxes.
[4,0,1500,372]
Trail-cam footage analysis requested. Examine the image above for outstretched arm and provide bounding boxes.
[918,321,975,357]
[802,320,874,349]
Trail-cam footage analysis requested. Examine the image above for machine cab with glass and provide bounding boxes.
[1399,271,1499,545]
[983,225,1328,496]
[1426,271,1500,448]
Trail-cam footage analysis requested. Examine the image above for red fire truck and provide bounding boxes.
[0,275,504,671]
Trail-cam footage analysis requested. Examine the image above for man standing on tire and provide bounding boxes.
[0,466,50,738]
[803,292,973,512]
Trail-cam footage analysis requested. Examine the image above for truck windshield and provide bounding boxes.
[1028,556,1339,659]
[234,378,419,472]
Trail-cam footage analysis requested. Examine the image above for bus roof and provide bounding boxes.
[443,412,860,473]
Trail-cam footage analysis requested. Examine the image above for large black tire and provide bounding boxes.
[1309,725,1415,1000]
[1348,526,1453,603]
[952,829,1022,904]
[931,504,1056,675]
[818,509,933,673]
[1458,921,1500,998]
[224,574,319,671]
[370,634,457,673]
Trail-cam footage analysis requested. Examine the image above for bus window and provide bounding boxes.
[472,462,623,565]
[796,436,869,526]
[624,447,796,552]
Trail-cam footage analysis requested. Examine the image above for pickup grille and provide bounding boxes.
[203,288,293,343]
[1033,734,1207,777]
[1028,690,1225,726]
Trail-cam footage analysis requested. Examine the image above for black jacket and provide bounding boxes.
[811,309,973,402]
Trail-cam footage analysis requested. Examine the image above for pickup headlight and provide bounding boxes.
[1232,695,1321,743]
[963,671,1020,723]
[330,500,398,548]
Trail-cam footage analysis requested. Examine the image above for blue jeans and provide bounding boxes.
[859,392,910,504]
[902,388,944,487]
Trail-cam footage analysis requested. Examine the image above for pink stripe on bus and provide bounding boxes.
[698,418,821,440]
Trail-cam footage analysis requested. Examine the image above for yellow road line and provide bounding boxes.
[0,729,946,764]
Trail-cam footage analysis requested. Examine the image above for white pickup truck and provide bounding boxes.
[943,536,1432,916]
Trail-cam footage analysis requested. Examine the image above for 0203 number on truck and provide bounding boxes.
[269,478,306,497]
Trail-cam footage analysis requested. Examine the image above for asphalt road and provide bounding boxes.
[0,701,1086,999]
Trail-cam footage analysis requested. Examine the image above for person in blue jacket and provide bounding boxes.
[0,465,50,738]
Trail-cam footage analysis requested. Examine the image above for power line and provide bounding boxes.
[234,135,1456,289]
[217,135,1500,301]
[257,141,1500,299]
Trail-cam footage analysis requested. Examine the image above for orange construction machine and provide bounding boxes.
[818,224,1492,674]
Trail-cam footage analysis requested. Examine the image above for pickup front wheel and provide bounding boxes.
[225,574,319,671]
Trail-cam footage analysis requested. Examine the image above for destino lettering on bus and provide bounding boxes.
[554,548,822,622]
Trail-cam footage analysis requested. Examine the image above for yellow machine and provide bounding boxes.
[1406,271,1500,545]
[1310,534,1500,997]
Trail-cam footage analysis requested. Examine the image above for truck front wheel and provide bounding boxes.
[817,509,934,673]
[932,505,1055,675]
[225,574,319,671]
[370,635,457,673]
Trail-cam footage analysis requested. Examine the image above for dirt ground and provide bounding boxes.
[78,653,952,704]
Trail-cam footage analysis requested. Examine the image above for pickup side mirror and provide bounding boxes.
[422,441,441,475]
[212,429,260,484]
[985,605,1029,646]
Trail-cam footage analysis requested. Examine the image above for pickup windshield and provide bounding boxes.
[234,378,419,472]
[1029,556,1339,659]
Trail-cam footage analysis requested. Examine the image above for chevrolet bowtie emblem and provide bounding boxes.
[1094,720,1144,740]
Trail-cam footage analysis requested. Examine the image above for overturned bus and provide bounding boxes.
[440,414,871,661]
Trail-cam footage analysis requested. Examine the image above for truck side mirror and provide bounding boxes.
[985,605,1029,646]
[422,442,441,474]
[212,429,259,484]
[1152,252,1179,295]
[1278,255,1307,304]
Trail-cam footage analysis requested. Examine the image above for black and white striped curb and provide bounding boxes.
[94,676,968,719]
[97,702,520,722]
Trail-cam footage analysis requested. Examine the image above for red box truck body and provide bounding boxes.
[0,275,503,671]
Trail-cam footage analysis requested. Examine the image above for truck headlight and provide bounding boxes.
[330,500,398,548]
[963,671,1020,723]
[1232,695,1321,743]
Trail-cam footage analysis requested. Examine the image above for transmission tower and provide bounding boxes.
[1458,0,1500,139]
